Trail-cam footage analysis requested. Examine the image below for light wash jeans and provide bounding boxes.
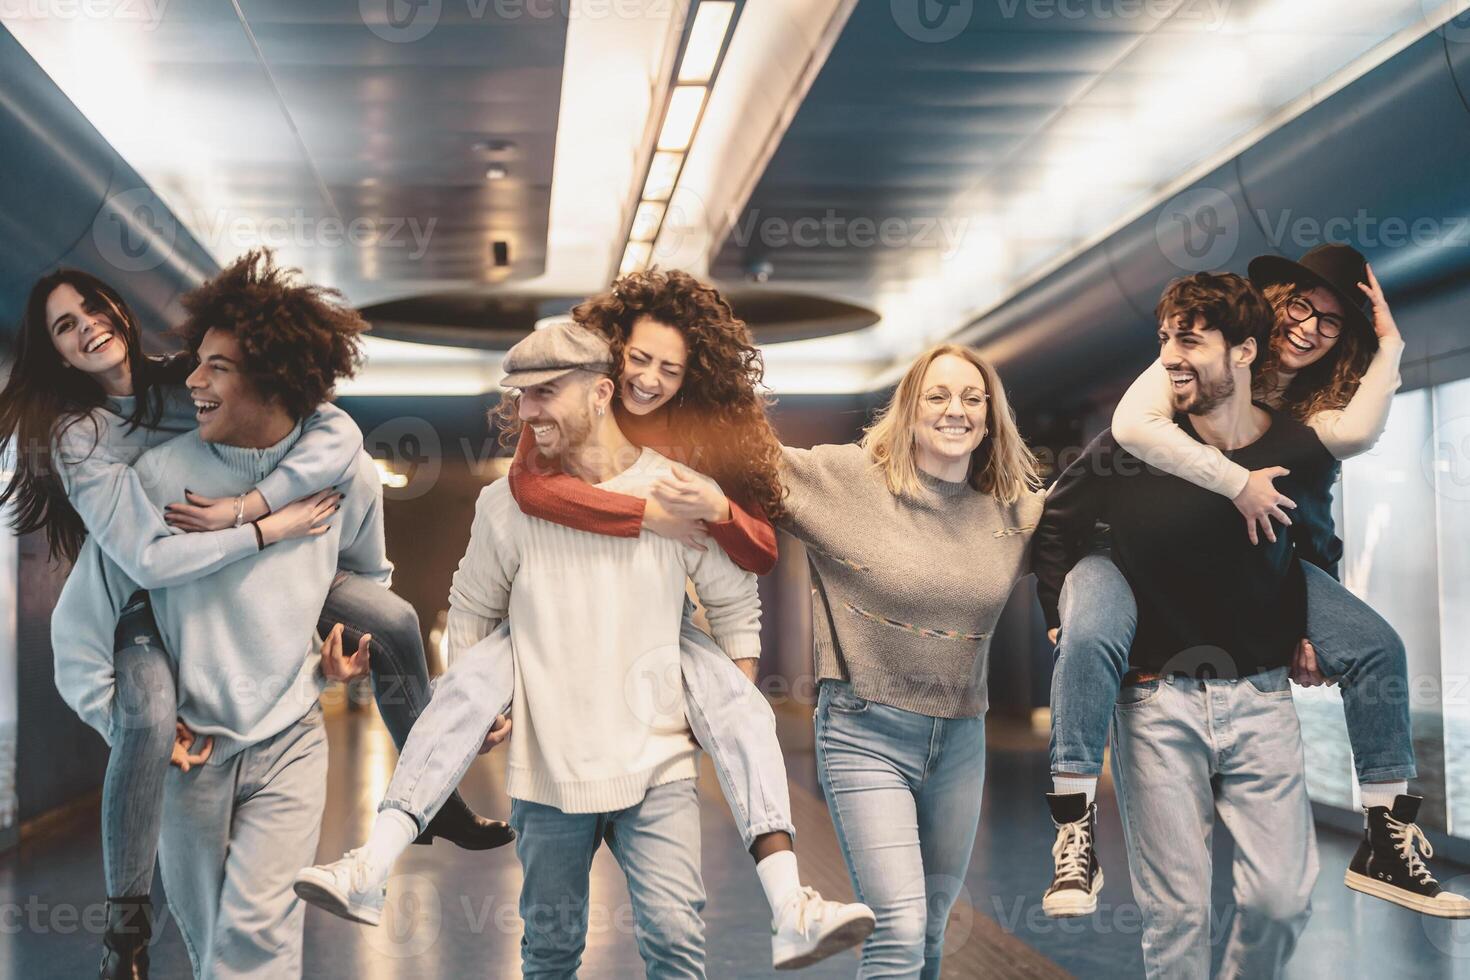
[157,704,328,980]
[1111,668,1317,980]
[104,591,177,899]
[510,778,706,979]
[100,575,451,900]
[1049,553,1416,783]
[814,679,984,980]
[379,612,796,849]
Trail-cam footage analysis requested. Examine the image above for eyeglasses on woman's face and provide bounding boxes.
[1278,294,1345,339]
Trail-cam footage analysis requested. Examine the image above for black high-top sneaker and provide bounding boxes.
[1346,794,1470,918]
[1043,792,1104,917]
[99,895,153,980]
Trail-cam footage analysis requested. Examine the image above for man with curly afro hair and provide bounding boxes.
[178,247,366,432]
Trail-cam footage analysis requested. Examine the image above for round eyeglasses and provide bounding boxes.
[1278,294,1345,340]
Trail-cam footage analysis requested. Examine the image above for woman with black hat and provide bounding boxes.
[1039,243,1466,921]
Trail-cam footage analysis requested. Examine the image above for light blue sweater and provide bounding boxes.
[53,385,363,589]
[53,424,392,762]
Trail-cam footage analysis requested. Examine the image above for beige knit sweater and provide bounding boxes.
[780,443,1043,718]
[446,448,762,813]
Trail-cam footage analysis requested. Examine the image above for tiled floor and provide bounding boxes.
[7,700,1470,978]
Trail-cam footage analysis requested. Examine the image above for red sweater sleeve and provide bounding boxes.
[506,425,779,574]
[506,425,645,537]
[706,498,778,576]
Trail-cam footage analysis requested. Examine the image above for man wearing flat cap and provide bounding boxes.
[296,321,761,979]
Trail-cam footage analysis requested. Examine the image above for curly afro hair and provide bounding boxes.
[178,248,366,420]
[570,269,786,523]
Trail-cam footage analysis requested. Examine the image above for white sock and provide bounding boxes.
[1053,775,1097,804]
[1361,781,1408,820]
[360,808,419,884]
[755,851,802,919]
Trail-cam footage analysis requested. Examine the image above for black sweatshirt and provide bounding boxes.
[1035,407,1338,678]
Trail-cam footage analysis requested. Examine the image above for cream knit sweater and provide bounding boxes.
[446,447,762,813]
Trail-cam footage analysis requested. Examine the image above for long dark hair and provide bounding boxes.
[0,269,180,562]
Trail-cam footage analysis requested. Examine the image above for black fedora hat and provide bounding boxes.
[1247,243,1375,348]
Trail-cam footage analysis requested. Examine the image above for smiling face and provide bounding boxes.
[45,283,129,377]
[184,328,281,445]
[911,353,989,472]
[1159,313,1252,415]
[619,316,688,416]
[1273,285,1344,372]
[517,371,607,460]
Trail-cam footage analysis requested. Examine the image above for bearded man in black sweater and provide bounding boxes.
[1035,272,1330,979]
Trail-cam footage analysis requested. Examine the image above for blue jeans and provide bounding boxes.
[100,575,447,899]
[380,614,796,849]
[157,705,328,980]
[510,778,706,979]
[1111,669,1317,979]
[1049,554,1416,783]
[814,680,984,980]
[104,591,176,898]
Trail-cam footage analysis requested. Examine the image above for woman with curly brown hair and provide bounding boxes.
[1038,244,1460,925]
[2,254,508,980]
[505,275,881,964]
[299,271,878,971]
[504,269,785,574]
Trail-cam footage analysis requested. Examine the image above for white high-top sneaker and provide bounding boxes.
[770,886,875,970]
[293,849,388,926]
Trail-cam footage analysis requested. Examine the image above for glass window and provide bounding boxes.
[1431,377,1470,835]
[1299,388,1449,827]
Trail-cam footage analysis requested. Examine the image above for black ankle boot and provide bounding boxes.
[412,795,515,851]
[1346,794,1470,918]
[100,895,153,980]
[1042,792,1104,918]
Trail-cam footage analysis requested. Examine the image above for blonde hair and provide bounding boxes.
[861,344,1041,503]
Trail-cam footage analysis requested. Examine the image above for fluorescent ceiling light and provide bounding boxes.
[678,2,736,83]
[641,151,684,202]
[629,201,667,243]
[658,86,707,152]
[620,241,653,276]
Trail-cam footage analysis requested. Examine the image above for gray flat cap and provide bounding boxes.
[500,320,613,389]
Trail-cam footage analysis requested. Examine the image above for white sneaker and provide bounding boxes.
[293,848,387,926]
[771,886,875,970]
